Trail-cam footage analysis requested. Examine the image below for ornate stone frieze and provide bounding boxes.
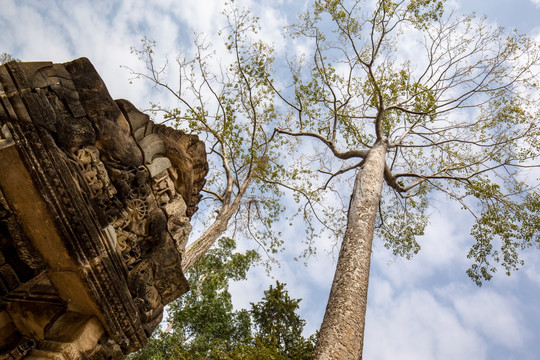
[0,58,208,359]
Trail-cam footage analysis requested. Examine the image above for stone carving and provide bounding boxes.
[0,58,208,358]
[74,145,117,200]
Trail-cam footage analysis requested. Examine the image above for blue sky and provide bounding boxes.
[1,1,539,359]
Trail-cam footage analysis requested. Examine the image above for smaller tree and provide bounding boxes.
[251,281,316,360]
[167,237,258,356]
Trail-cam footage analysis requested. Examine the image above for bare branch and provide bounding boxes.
[275,128,369,159]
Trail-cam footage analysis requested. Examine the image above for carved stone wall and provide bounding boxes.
[0,58,208,359]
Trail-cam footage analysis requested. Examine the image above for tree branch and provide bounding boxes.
[275,128,369,159]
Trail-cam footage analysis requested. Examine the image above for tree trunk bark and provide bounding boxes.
[312,141,387,360]
[181,175,253,273]
[181,209,234,273]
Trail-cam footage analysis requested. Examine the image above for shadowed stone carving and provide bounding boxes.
[0,58,207,359]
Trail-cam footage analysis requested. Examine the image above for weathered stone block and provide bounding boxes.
[0,58,208,359]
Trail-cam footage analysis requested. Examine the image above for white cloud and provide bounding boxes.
[524,256,540,288]
[365,284,487,360]
[371,200,475,290]
[531,0,540,8]
[438,284,527,349]
[169,0,226,36]
[366,195,537,359]
[0,1,71,62]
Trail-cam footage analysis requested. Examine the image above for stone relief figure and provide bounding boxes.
[0,58,208,358]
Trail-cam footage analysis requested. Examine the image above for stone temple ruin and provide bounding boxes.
[0,58,208,359]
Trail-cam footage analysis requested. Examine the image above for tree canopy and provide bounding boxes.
[276,0,539,285]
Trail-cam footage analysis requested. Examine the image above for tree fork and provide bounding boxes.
[312,141,387,360]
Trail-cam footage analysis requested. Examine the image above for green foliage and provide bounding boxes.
[128,239,315,360]
[405,0,445,27]
[251,281,315,360]
[466,181,540,286]
[377,185,429,259]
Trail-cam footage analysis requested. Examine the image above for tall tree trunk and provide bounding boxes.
[312,141,387,360]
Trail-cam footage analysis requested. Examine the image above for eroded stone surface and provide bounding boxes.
[0,58,207,359]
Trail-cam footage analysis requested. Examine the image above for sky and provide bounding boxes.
[1,0,539,359]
